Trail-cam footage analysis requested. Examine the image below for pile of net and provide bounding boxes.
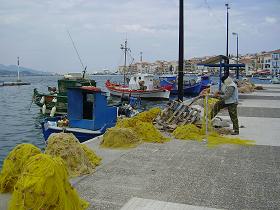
[101,127,141,148]
[45,133,101,177]
[102,107,168,148]
[0,144,41,193]
[237,80,256,93]
[173,121,255,148]
[8,154,89,210]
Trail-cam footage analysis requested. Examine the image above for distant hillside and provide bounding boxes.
[0,64,52,76]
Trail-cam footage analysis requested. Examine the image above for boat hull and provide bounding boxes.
[106,81,170,99]
[33,78,96,115]
[42,117,105,142]
[170,83,201,95]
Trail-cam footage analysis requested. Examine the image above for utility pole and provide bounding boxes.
[178,0,184,101]
[225,3,230,76]
[140,52,143,62]
[232,32,239,79]
[121,39,130,85]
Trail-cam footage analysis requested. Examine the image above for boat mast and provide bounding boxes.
[121,39,130,85]
[17,57,21,82]
[67,30,87,78]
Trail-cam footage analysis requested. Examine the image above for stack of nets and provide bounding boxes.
[45,133,101,177]
[101,127,141,148]
[172,124,255,147]
[101,107,169,148]
[173,96,255,147]
[9,154,89,210]
[0,143,89,210]
[237,80,256,93]
[0,144,41,193]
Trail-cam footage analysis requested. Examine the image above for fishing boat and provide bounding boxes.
[272,76,280,84]
[33,73,96,115]
[159,75,204,95]
[106,73,171,99]
[199,75,212,91]
[42,86,117,142]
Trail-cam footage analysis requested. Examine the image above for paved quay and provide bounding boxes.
[1,84,279,210]
[74,83,280,210]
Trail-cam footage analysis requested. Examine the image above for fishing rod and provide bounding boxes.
[67,30,87,78]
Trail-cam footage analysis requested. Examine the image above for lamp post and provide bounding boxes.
[232,32,239,79]
[225,3,230,76]
[178,0,184,101]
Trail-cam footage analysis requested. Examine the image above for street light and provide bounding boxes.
[225,3,230,76]
[232,32,239,79]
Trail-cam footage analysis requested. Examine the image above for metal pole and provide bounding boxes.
[225,3,230,76]
[140,52,143,62]
[237,34,239,79]
[219,60,222,91]
[203,94,209,144]
[121,40,128,85]
[17,57,20,82]
[124,40,127,85]
[178,0,184,101]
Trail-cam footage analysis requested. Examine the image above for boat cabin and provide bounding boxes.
[67,87,117,131]
[128,73,155,90]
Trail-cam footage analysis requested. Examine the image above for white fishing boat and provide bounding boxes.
[105,73,171,99]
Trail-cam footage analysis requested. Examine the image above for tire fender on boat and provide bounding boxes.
[50,106,56,117]
[42,104,46,114]
[40,96,45,104]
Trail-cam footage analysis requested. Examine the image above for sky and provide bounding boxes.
[0,0,279,73]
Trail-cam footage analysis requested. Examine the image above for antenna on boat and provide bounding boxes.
[120,38,130,85]
[67,30,87,78]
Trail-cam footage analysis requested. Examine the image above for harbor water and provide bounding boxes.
[0,75,271,166]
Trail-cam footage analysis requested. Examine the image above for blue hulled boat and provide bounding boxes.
[42,86,117,142]
[200,75,212,91]
[159,75,202,95]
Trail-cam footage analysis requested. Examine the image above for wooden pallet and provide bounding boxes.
[155,100,201,131]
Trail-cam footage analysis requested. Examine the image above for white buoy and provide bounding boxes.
[50,106,56,117]
[40,96,45,104]
[52,97,57,103]
[42,104,46,114]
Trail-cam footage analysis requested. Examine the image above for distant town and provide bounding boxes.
[1,49,279,77]
[114,49,280,77]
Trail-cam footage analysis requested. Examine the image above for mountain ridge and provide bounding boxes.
[0,64,52,76]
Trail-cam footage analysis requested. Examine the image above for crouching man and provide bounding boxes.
[211,76,239,135]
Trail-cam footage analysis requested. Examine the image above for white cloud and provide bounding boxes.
[0,0,279,72]
[265,16,277,24]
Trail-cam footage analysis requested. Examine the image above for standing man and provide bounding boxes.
[211,75,239,135]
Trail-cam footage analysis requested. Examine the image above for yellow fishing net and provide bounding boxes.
[134,121,169,143]
[173,124,255,147]
[116,107,161,128]
[45,133,101,177]
[173,95,255,147]
[0,144,41,193]
[112,107,168,145]
[172,124,203,141]
[8,154,89,210]
[201,96,220,133]
[116,117,138,129]
[134,107,161,122]
[80,144,102,167]
[101,127,141,148]
[207,131,255,148]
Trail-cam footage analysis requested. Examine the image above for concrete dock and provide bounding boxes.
[1,83,280,210]
[74,83,280,209]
